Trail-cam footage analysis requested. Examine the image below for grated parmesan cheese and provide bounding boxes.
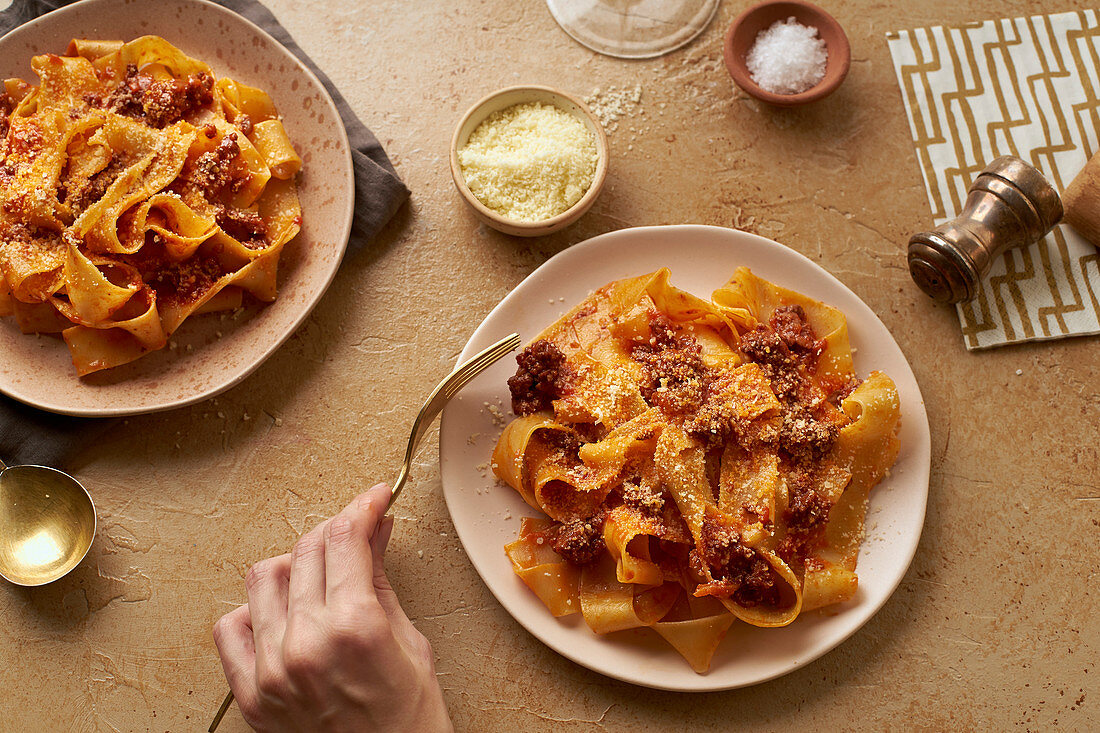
[458,102,597,222]
[584,84,642,133]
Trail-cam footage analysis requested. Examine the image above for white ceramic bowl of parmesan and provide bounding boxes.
[450,85,608,237]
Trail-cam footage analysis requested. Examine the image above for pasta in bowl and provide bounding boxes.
[0,35,303,376]
[492,267,901,673]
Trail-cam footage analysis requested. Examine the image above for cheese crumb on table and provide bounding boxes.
[746,17,828,95]
[458,101,597,222]
[583,84,643,133]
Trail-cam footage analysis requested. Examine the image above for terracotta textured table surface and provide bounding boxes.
[3,1,1098,730]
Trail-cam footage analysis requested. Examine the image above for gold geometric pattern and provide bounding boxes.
[888,10,1100,349]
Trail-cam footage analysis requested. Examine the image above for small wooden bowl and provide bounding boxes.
[450,85,608,237]
[723,1,850,107]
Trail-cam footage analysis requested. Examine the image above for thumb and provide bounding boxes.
[369,517,434,663]
[369,517,416,627]
[370,516,397,602]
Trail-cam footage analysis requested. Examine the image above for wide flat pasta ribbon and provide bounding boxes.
[713,267,856,389]
[215,78,277,123]
[603,504,690,586]
[492,267,902,672]
[56,244,139,324]
[492,415,573,513]
[578,555,678,635]
[0,226,66,302]
[73,117,195,254]
[504,518,581,617]
[91,36,213,80]
[652,592,736,673]
[0,35,305,375]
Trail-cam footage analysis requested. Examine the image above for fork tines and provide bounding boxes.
[443,333,521,398]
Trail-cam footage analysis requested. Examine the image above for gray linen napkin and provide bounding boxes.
[0,0,410,467]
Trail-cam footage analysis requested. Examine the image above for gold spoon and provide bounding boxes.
[0,459,96,586]
[209,332,522,731]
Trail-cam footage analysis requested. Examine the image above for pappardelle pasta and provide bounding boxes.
[492,268,901,672]
[0,36,303,376]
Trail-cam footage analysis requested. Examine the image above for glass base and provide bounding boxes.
[546,0,720,59]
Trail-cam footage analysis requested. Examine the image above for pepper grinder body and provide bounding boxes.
[907,156,1063,304]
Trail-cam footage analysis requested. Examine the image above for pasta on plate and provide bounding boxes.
[492,268,901,672]
[0,36,302,376]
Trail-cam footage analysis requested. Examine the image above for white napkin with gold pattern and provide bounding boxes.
[888,10,1100,349]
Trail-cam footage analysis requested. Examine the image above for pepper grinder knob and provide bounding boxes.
[907,156,1063,304]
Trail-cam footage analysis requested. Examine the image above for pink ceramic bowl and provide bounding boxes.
[0,0,354,416]
[724,0,851,107]
[450,85,608,237]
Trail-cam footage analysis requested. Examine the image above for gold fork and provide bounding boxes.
[209,332,522,732]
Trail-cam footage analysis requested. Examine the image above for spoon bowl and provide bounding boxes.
[0,463,96,586]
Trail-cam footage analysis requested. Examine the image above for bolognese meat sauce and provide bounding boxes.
[549,514,605,566]
[104,64,214,128]
[146,254,224,305]
[769,305,824,367]
[692,517,783,608]
[215,206,267,248]
[0,92,15,138]
[191,133,247,199]
[738,326,802,401]
[738,304,847,546]
[65,157,123,215]
[508,339,572,416]
[783,468,832,537]
[631,313,708,416]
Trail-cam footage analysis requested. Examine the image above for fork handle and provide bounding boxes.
[388,462,411,510]
[212,459,406,731]
[209,332,520,731]
[209,691,234,731]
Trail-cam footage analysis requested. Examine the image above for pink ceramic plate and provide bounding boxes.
[439,225,930,691]
[0,0,353,416]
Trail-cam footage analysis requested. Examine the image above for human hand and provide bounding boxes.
[213,483,452,732]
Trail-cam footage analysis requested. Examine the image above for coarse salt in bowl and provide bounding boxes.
[746,17,827,95]
[723,1,851,107]
[450,85,609,237]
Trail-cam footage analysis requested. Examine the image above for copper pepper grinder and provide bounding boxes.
[907,156,1063,304]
